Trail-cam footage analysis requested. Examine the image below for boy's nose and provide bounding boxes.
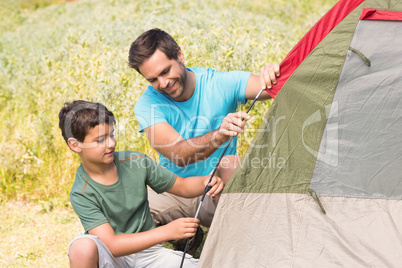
[107,137,116,148]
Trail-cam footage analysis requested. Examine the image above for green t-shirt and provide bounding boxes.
[70,151,176,234]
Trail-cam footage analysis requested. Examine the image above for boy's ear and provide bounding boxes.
[68,138,81,153]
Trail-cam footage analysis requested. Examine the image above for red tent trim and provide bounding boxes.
[267,0,365,98]
[360,8,402,20]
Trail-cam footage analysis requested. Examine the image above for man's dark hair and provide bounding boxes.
[58,100,115,143]
[128,28,181,73]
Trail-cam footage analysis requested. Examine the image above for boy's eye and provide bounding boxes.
[97,138,105,143]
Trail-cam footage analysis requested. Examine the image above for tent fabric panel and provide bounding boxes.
[361,8,402,20]
[311,20,402,200]
[362,0,402,14]
[224,5,363,195]
[266,0,365,98]
[199,193,402,267]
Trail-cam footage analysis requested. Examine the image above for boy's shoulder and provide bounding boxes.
[114,150,147,163]
[70,151,151,195]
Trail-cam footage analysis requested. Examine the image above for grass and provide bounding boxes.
[0,201,82,267]
[0,0,337,266]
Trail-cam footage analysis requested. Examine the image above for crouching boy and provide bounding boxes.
[59,100,224,267]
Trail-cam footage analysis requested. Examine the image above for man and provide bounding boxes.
[128,28,280,250]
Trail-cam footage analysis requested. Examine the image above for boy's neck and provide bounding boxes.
[82,161,118,185]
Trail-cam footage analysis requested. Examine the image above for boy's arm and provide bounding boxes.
[166,175,224,198]
[89,218,199,257]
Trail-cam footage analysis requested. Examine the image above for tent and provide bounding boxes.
[199,0,402,267]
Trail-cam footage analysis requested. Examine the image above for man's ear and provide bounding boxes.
[68,138,81,153]
[178,48,185,64]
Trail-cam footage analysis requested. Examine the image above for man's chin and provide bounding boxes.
[168,89,184,100]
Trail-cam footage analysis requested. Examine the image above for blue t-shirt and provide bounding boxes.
[134,67,250,177]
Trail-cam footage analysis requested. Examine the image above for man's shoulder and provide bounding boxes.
[135,86,171,110]
[189,66,220,77]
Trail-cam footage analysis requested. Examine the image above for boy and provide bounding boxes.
[59,100,224,267]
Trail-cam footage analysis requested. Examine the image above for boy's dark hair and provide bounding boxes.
[128,28,181,73]
[58,100,115,143]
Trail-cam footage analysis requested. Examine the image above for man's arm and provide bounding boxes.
[145,63,280,166]
[245,63,280,100]
[89,219,199,257]
[144,113,249,167]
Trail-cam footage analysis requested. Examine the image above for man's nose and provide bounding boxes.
[158,77,169,88]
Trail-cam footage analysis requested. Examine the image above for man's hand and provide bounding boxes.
[204,175,225,197]
[163,218,200,241]
[214,112,251,144]
[259,63,280,90]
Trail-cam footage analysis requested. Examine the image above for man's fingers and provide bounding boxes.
[274,63,280,77]
[260,63,281,90]
[228,112,251,120]
[220,129,242,137]
[259,68,266,90]
[263,67,273,89]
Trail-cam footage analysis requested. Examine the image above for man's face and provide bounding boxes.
[139,49,188,101]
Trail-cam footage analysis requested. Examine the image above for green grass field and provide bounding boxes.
[0,0,337,266]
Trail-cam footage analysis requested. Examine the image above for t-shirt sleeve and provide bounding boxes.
[134,88,169,133]
[143,155,177,193]
[70,191,108,233]
[217,70,251,108]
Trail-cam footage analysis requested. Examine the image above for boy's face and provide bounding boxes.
[78,123,116,165]
[139,49,188,101]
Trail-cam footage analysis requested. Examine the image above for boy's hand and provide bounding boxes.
[165,218,199,240]
[205,175,224,197]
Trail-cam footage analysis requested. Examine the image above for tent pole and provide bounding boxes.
[179,88,265,268]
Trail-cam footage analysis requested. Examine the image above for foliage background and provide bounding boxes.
[0,0,337,266]
[0,0,337,204]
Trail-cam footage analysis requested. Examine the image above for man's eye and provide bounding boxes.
[97,138,105,143]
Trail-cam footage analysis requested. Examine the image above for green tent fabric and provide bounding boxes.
[199,0,402,267]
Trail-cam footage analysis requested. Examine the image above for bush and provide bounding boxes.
[0,0,337,203]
